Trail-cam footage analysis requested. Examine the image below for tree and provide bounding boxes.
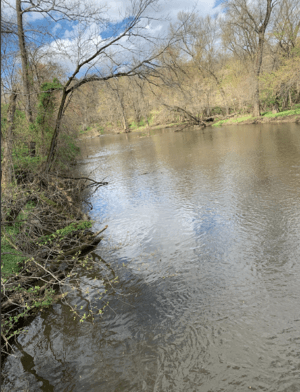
[43,0,180,171]
[2,0,109,155]
[222,0,278,116]
[15,0,33,123]
[2,90,18,186]
[177,13,230,116]
[272,0,300,59]
[106,79,129,131]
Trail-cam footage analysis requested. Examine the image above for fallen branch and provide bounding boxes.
[163,104,207,127]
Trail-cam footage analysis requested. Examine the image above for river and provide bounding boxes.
[2,123,300,391]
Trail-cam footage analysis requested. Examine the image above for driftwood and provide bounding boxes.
[56,225,108,260]
[163,104,207,127]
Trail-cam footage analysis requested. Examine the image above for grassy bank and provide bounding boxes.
[212,107,300,128]
[77,106,300,140]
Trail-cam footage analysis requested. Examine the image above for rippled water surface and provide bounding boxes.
[3,124,300,391]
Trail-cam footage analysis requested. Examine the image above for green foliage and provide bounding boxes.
[56,133,80,166]
[1,104,28,139]
[79,126,92,135]
[262,108,300,118]
[2,286,56,341]
[12,144,44,171]
[1,244,24,278]
[129,121,138,129]
[147,114,154,125]
[39,221,92,245]
[2,227,23,278]
[211,107,223,115]
[33,78,63,134]
[1,102,44,173]
[1,202,36,278]
[130,118,149,129]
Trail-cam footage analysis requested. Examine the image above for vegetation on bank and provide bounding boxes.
[213,106,300,128]
[77,104,300,138]
[1,172,111,360]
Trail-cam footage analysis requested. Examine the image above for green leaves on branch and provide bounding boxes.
[31,78,63,135]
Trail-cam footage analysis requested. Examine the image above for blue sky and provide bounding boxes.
[2,0,223,80]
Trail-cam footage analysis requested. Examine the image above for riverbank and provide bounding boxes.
[1,172,108,361]
[76,121,188,140]
[212,107,300,128]
[76,107,300,141]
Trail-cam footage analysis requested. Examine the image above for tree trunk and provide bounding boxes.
[82,99,88,131]
[2,91,17,186]
[253,76,261,117]
[45,89,68,172]
[253,0,273,117]
[16,0,33,124]
[289,90,292,108]
[115,90,128,131]
[253,34,264,117]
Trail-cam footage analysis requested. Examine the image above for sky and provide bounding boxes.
[2,0,223,78]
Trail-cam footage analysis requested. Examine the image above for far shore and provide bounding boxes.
[77,108,300,140]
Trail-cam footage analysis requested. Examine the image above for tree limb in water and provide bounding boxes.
[162,104,207,126]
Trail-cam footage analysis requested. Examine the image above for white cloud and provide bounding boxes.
[52,22,62,35]
[3,0,222,75]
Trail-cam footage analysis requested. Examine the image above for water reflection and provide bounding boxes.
[2,123,300,391]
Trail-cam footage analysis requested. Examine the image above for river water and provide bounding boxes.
[2,124,300,391]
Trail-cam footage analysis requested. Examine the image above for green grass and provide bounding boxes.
[213,107,300,127]
[261,108,300,118]
[233,115,254,123]
[213,115,254,127]
[79,126,92,135]
[212,119,227,127]
[130,120,146,129]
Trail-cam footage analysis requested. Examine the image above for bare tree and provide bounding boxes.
[222,0,278,116]
[2,0,108,126]
[43,0,180,170]
[105,79,129,131]
[15,0,34,123]
[177,13,230,116]
[272,0,300,59]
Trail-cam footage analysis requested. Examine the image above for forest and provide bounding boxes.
[1,0,300,360]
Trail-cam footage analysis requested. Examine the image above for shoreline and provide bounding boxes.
[76,110,300,140]
[212,110,300,128]
[1,173,108,363]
